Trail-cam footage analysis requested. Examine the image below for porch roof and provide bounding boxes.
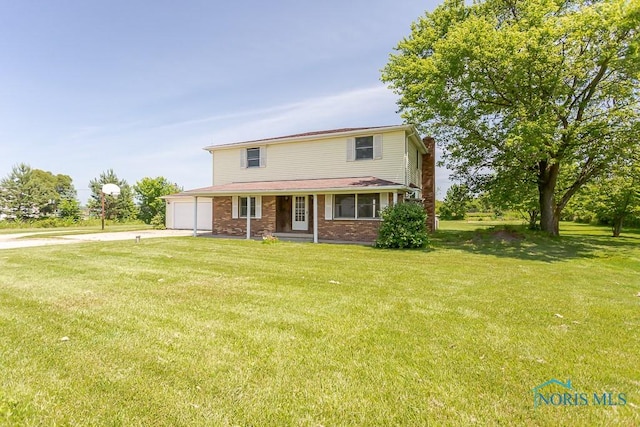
[170,176,408,197]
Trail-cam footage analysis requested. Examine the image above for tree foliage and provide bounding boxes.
[439,184,471,220]
[382,0,640,235]
[0,163,78,221]
[88,170,137,221]
[133,177,181,225]
[579,155,640,236]
[376,202,429,249]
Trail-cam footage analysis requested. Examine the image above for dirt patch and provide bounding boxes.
[489,229,525,242]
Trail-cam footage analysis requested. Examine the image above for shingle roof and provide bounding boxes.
[204,124,416,150]
[171,176,407,196]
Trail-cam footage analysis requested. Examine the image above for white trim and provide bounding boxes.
[232,196,239,219]
[380,192,389,210]
[313,194,318,243]
[373,134,383,159]
[324,194,333,220]
[259,146,266,167]
[346,138,355,162]
[204,124,423,151]
[240,149,247,168]
[255,195,262,219]
[246,196,251,239]
[193,196,198,237]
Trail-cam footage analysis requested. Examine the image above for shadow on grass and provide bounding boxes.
[429,225,640,262]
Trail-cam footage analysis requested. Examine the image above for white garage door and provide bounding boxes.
[170,200,212,230]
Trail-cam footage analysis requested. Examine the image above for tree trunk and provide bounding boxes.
[538,161,560,236]
[528,209,539,230]
[612,217,623,237]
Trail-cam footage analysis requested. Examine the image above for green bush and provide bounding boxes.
[376,202,429,249]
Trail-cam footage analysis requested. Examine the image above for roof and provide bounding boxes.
[166,176,409,197]
[204,124,424,151]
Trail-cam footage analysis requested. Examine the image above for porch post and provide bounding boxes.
[246,195,251,239]
[313,194,318,243]
[193,196,198,237]
[393,192,398,205]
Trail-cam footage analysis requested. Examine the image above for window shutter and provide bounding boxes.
[232,196,238,219]
[324,194,333,220]
[255,196,262,219]
[346,138,355,162]
[373,134,383,159]
[259,146,266,168]
[380,192,389,211]
[240,149,247,168]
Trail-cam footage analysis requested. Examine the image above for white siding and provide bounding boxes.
[212,130,408,185]
[408,140,422,188]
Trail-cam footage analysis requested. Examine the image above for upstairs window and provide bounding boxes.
[246,148,260,168]
[241,147,266,168]
[355,136,374,160]
[347,135,383,161]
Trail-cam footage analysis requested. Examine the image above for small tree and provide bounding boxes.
[376,202,429,249]
[133,177,181,225]
[439,184,471,220]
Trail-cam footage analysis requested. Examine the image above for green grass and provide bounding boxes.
[0,223,152,236]
[0,222,638,425]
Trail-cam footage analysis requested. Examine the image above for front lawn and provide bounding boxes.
[0,223,638,425]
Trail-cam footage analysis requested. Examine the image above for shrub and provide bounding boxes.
[150,213,166,230]
[376,202,429,249]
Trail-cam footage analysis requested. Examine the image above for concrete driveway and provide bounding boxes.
[0,229,195,250]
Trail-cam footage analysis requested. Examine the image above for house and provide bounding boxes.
[165,125,436,242]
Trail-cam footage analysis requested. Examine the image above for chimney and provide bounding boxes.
[421,137,436,233]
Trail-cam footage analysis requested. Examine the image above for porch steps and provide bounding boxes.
[273,232,314,242]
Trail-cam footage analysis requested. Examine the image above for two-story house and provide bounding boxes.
[165,125,435,242]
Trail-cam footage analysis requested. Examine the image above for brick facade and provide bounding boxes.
[212,196,276,237]
[211,194,381,242]
[421,137,436,233]
[317,195,381,242]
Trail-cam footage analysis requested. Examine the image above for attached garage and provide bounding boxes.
[165,197,212,230]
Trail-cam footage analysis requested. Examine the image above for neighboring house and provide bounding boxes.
[165,125,436,242]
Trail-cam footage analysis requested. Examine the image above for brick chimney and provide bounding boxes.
[421,137,436,233]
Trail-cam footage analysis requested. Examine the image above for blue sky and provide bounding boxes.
[0,0,447,202]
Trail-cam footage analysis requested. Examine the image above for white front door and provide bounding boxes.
[292,195,308,231]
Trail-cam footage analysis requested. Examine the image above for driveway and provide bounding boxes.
[0,229,195,250]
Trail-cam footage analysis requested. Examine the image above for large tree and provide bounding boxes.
[0,163,78,221]
[382,0,640,235]
[88,170,137,221]
[133,176,181,224]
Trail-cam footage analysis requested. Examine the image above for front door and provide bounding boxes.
[292,195,308,231]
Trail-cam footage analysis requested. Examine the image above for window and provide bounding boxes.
[334,194,355,218]
[334,193,380,219]
[239,197,256,218]
[347,135,382,161]
[355,136,373,160]
[246,148,260,168]
[357,194,379,218]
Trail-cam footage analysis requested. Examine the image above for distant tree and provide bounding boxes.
[88,170,137,221]
[0,163,78,221]
[133,177,181,225]
[439,184,471,220]
[583,157,640,237]
[382,0,640,235]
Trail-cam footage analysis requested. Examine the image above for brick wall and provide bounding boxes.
[318,195,381,242]
[421,137,436,233]
[212,196,276,237]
